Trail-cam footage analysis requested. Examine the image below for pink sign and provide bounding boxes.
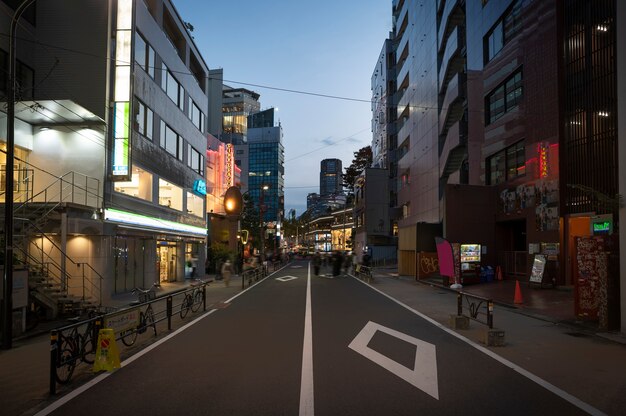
[435,237,454,277]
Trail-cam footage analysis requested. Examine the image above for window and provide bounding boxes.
[186,192,204,218]
[189,98,204,132]
[158,178,183,210]
[134,98,153,140]
[1,49,35,100]
[187,144,204,175]
[485,68,523,124]
[486,140,525,185]
[134,33,155,78]
[162,63,184,110]
[160,121,183,161]
[483,1,523,64]
[114,166,153,201]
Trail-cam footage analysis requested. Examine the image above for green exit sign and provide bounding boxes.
[592,221,611,233]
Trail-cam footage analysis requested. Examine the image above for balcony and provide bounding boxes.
[439,72,466,136]
[438,0,465,53]
[438,27,465,93]
[439,121,466,179]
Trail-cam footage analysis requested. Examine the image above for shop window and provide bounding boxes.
[114,166,153,201]
[158,178,183,210]
[186,192,204,218]
[487,140,525,185]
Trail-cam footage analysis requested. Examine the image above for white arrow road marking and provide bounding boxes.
[348,321,439,400]
[276,276,299,282]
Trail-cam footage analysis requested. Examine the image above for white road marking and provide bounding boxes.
[276,275,299,282]
[34,267,287,416]
[299,263,315,416]
[349,321,439,399]
[351,276,607,416]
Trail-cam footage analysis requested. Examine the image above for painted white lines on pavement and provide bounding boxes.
[291,265,304,268]
[349,321,439,400]
[276,275,299,282]
[351,276,607,416]
[299,263,315,416]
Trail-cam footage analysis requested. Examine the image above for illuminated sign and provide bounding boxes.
[538,142,549,179]
[111,0,134,181]
[226,144,234,186]
[193,179,207,196]
[593,222,610,233]
[104,208,207,236]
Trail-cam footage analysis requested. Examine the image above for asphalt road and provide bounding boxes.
[38,260,594,415]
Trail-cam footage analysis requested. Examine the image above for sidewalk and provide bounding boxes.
[0,275,244,416]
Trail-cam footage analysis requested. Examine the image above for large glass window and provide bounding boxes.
[162,63,184,110]
[186,192,204,218]
[134,97,153,140]
[158,178,183,210]
[187,144,204,175]
[483,1,523,64]
[485,68,523,124]
[134,33,155,78]
[189,98,204,132]
[160,121,183,161]
[114,166,153,201]
[487,140,525,185]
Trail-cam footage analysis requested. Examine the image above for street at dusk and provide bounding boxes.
[1,0,626,415]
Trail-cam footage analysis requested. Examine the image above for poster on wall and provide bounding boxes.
[529,254,546,284]
[574,236,607,320]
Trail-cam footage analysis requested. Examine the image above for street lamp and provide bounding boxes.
[259,184,269,262]
[3,0,37,350]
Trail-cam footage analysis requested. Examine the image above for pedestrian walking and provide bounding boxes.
[221,259,233,287]
[332,250,343,277]
[313,251,321,276]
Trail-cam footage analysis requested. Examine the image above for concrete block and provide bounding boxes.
[484,328,506,346]
[449,314,469,330]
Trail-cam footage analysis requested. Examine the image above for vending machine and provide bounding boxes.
[460,244,481,284]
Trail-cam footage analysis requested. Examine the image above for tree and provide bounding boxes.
[342,145,373,194]
[240,194,260,252]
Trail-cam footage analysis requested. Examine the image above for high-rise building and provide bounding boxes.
[380,0,623,329]
[0,0,210,311]
[320,158,343,196]
[247,109,285,225]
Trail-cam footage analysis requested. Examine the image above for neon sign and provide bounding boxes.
[193,179,207,196]
[538,142,549,179]
[226,144,234,187]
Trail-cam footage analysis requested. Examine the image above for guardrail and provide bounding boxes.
[455,290,494,329]
[48,281,210,394]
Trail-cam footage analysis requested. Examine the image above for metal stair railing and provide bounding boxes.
[15,218,103,307]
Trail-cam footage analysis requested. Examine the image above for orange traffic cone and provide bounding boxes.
[496,265,503,281]
[514,280,523,304]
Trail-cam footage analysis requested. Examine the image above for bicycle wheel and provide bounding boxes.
[180,295,191,318]
[55,346,77,384]
[191,289,203,312]
[121,328,138,346]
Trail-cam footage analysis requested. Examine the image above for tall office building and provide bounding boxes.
[247,108,285,224]
[0,0,210,312]
[320,158,343,196]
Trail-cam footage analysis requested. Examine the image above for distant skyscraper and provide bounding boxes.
[320,159,343,196]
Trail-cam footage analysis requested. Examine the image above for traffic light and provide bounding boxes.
[223,186,243,216]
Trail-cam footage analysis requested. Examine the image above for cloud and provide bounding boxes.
[321,137,335,146]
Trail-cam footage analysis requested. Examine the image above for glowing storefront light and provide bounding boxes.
[104,208,207,236]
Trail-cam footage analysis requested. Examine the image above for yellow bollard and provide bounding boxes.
[93,328,121,373]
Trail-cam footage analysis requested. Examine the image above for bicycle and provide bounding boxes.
[120,284,158,347]
[180,279,209,318]
[55,311,101,384]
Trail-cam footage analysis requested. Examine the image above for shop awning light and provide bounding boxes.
[104,208,207,236]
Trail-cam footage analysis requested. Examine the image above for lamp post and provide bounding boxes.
[259,184,269,262]
[3,0,36,350]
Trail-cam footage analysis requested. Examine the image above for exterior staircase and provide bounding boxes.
[1,170,103,319]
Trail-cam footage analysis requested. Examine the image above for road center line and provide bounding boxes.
[299,263,314,416]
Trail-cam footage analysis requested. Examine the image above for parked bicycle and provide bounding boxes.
[120,284,159,347]
[55,311,102,384]
[180,279,210,318]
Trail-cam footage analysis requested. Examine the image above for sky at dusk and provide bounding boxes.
[174,0,393,216]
